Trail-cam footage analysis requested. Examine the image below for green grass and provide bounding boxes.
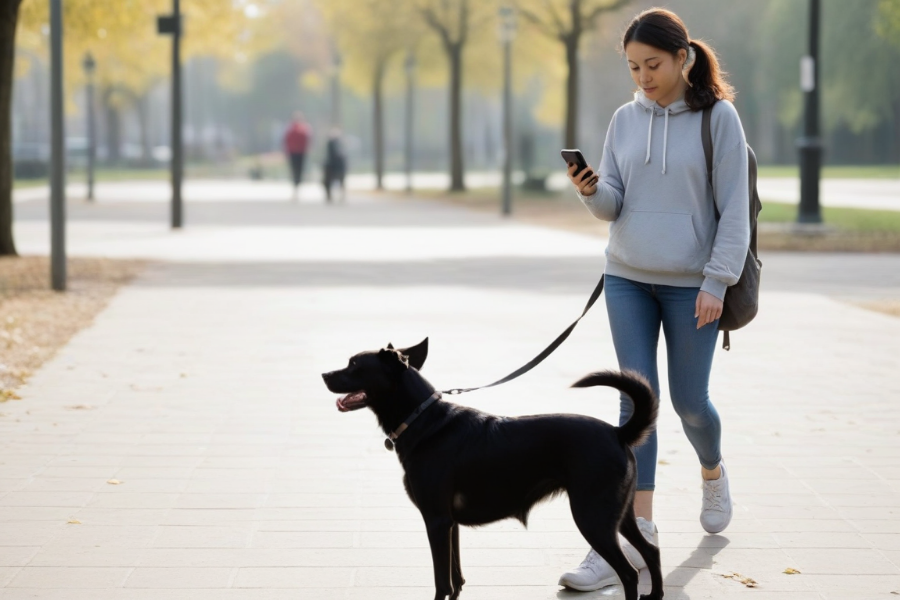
[761,201,900,232]
[757,165,900,179]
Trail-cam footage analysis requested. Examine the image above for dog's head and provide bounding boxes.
[322,338,429,415]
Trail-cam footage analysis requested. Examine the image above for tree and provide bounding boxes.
[1,0,24,256]
[417,0,498,191]
[317,0,426,190]
[514,0,630,149]
[877,0,900,48]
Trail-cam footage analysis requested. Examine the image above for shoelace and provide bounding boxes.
[579,550,601,569]
[703,482,726,511]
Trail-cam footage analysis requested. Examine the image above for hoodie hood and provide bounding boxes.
[634,91,691,174]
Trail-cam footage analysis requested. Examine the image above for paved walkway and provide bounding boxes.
[2,184,900,599]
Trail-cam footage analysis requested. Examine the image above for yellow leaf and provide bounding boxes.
[106,479,122,485]
[784,568,801,575]
[67,519,81,525]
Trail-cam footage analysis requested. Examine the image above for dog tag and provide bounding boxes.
[384,438,394,451]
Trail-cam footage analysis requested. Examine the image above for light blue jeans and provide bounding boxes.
[604,274,722,491]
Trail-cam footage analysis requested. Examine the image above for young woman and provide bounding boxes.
[559,8,749,592]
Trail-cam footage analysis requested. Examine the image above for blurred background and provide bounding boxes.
[8,0,900,189]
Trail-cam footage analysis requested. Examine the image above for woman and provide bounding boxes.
[559,8,749,592]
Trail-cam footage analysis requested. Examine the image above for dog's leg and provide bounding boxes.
[425,517,454,600]
[620,517,663,600]
[569,490,641,600]
[450,523,465,599]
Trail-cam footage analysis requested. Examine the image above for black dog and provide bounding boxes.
[322,338,663,600]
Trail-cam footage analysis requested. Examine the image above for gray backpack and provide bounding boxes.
[701,105,762,351]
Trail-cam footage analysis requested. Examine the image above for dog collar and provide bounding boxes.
[385,391,441,451]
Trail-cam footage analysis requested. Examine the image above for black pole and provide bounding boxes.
[49,0,66,291]
[501,36,512,216]
[405,53,415,194]
[797,0,822,223]
[171,0,183,228]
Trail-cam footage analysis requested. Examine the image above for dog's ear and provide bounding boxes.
[396,337,428,371]
[379,348,409,370]
[386,343,394,350]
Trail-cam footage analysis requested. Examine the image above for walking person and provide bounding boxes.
[283,112,312,200]
[323,128,347,203]
[559,8,750,591]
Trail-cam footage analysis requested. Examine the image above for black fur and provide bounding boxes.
[322,338,663,600]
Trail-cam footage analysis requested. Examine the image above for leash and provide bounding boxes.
[442,274,605,396]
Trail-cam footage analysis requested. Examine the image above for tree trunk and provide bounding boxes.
[0,0,23,257]
[564,35,579,150]
[373,59,386,190]
[136,93,151,166]
[448,43,465,192]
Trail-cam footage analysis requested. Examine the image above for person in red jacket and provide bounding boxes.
[283,112,312,199]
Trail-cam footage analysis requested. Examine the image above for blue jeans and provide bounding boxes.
[604,275,722,491]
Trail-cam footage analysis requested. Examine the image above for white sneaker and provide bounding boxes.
[700,462,733,533]
[558,517,659,591]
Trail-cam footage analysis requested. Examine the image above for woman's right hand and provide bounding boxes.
[567,162,599,196]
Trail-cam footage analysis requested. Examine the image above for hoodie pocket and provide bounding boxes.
[609,211,704,274]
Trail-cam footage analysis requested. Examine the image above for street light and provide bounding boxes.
[498,5,516,216]
[797,0,822,223]
[82,52,96,202]
[404,51,416,193]
[157,0,183,228]
[49,0,66,291]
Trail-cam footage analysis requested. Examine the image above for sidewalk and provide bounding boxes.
[2,185,900,599]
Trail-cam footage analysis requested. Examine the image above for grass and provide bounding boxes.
[757,165,900,179]
[759,201,900,232]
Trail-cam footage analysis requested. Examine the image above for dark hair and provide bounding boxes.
[622,8,735,110]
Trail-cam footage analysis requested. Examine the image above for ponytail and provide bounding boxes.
[623,9,736,111]
[685,39,735,110]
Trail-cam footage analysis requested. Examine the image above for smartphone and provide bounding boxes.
[561,149,591,177]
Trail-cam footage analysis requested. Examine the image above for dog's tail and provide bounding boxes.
[571,369,658,447]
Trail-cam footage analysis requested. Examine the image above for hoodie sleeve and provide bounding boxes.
[700,101,751,301]
[577,114,624,222]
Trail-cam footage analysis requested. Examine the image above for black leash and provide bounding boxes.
[442,274,605,396]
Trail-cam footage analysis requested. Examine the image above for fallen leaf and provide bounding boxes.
[66,404,93,410]
[67,519,81,525]
[783,568,801,575]
[720,572,757,588]
[106,479,122,485]
[657,459,670,465]
[0,389,22,402]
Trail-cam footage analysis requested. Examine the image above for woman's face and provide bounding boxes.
[625,41,688,108]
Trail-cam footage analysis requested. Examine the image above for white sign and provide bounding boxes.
[800,56,815,92]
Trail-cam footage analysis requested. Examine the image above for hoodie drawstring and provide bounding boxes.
[645,107,671,175]
[662,108,669,175]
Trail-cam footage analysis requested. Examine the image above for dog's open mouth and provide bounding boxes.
[336,391,367,412]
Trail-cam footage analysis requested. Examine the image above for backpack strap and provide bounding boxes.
[701,105,720,221]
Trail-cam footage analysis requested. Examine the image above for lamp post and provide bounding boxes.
[797,0,822,224]
[498,5,516,216]
[82,52,96,202]
[404,52,416,193]
[49,0,66,291]
[158,0,183,228]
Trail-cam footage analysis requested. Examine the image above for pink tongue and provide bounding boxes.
[336,392,367,412]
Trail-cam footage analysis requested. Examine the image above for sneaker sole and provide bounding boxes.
[701,507,733,534]
[558,574,620,592]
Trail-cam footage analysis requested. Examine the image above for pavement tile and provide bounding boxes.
[123,567,235,588]
[7,566,132,588]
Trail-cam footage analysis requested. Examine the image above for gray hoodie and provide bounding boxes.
[579,92,750,300]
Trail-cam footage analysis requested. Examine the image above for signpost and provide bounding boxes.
[158,1,183,229]
[797,0,822,223]
[50,0,66,291]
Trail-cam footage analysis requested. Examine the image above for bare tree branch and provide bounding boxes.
[515,2,565,41]
[584,0,630,28]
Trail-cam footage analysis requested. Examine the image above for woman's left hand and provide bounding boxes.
[695,291,723,329]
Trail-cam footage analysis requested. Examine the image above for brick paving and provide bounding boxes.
[2,185,900,599]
